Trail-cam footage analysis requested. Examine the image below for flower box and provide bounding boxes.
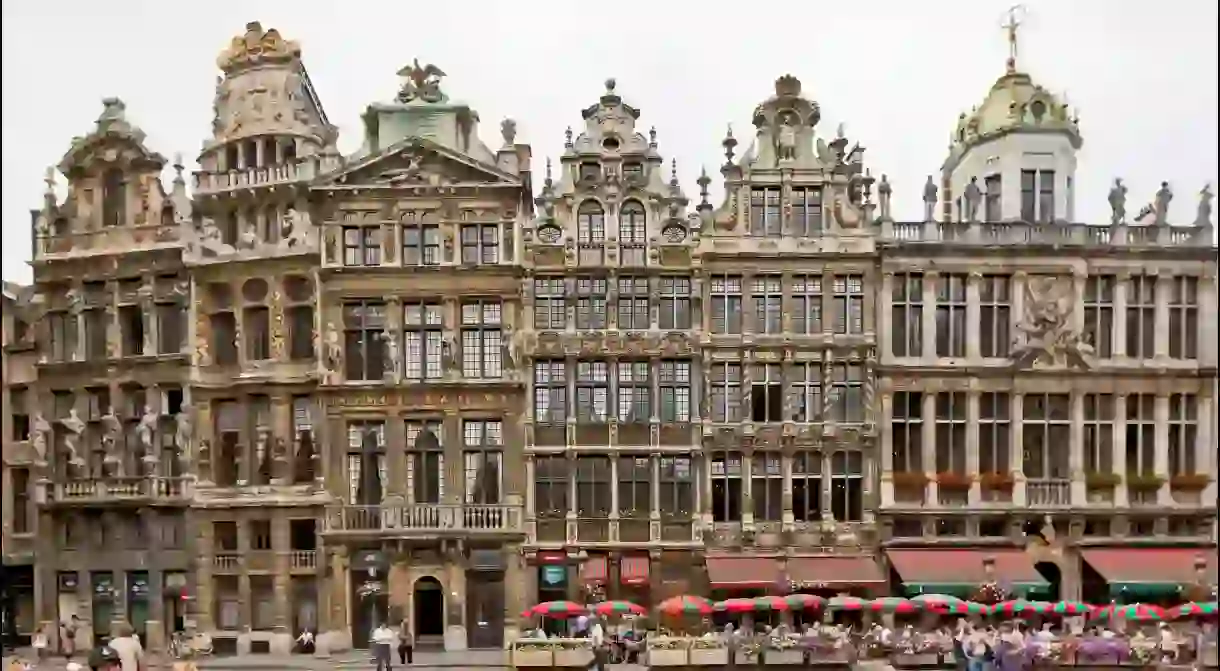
[689,646,729,665]
[765,648,807,665]
[554,646,593,667]
[936,471,973,490]
[511,646,553,667]
[647,647,689,666]
[893,471,930,487]
[979,472,1014,491]
[1085,471,1122,488]
[1169,473,1212,490]
[1125,473,1165,490]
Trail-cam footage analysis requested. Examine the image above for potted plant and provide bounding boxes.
[936,471,973,490]
[979,471,1014,491]
[1169,472,1211,490]
[1085,471,1122,488]
[764,637,805,665]
[1125,473,1165,491]
[893,471,930,488]
[511,640,554,667]
[646,636,689,666]
[689,637,729,665]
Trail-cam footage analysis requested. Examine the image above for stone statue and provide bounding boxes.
[322,322,342,378]
[379,329,400,382]
[281,207,313,247]
[137,405,158,455]
[443,333,461,373]
[1108,178,1128,226]
[1195,183,1213,227]
[776,113,798,161]
[31,413,51,463]
[877,174,892,221]
[254,428,269,469]
[100,406,123,467]
[964,176,982,223]
[501,333,517,372]
[60,409,87,470]
[922,175,938,221]
[500,118,517,146]
[1011,276,1093,370]
[831,192,862,230]
[396,59,447,103]
[1154,181,1173,225]
[238,220,260,250]
[65,287,84,313]
[175,409,193,462]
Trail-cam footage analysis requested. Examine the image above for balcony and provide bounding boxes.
[50,476,192,505]
[880,220,1212,248]
[213,552,240,573]
[34,223,182,260]
[290,551,317,571]
[192,156,339,194]
[1026,478,1072,507]
[322,504,524,539]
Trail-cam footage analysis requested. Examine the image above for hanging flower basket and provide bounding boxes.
[1169,473,1212,490]
[936,471,973,490]
[979,472,1014,491]
[971,582,1010,605]
[1125,473,1165,491]
[1085,471,1122,488]
[893,471,930,488]
[357,580,384,600]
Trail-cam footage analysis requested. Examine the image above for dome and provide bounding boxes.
[946,67,1082,166]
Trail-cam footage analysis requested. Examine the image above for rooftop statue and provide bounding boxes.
[396,59,447,104]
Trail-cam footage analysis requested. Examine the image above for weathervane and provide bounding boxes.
[1002,5,1028,73]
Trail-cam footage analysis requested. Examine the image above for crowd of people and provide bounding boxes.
[11,620,146,671]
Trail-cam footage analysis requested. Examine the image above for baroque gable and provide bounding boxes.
[58,98,167,176]
[314,138,522,191]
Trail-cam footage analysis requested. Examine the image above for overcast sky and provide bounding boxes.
[2,0,1216,283]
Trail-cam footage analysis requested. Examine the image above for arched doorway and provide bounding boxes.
[1035,561,1063,601]
[413,577,445,641]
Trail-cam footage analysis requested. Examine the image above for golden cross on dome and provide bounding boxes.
[1002,5,1027,73]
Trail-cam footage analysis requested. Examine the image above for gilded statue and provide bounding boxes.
[1011,276,1092,370]
[396,59,447,103]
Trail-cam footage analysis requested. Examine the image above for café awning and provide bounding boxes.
[620,556,650,586]
[1081,548,1217,597]
[887,548,1050,597]
[706,555,781,589]
[787,555,885,589]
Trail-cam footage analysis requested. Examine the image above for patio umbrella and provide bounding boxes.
[589,600,646,617]
[656,595,713,616]
[826,596,869,611]
[941,600,990,617]
[911,594,961,610]
[1051,601,1095,617]
[1171,602,1218,619]
[868,597,920,614]
[784,594,825,610]
[714,598,757,613]
[751,596,791,612]
[523,600,586,618]
[1095,603,1167,622]
[990,600,1052,618]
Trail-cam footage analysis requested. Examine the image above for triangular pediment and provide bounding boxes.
[313,137,521,190]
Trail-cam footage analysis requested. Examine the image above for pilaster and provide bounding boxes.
[921,272,939,363]
[879,392,894,507]
[145,570,165,653]
[879,273,894,359]
[1198,394,1216,505]
[272,517,291,633]
[443,409,462,504]
[1154,273,1170,359]
[1113,394,1129,507]
[966,272,982,361]
[1113,272,1129,361]
[1199,275,1218,367]
[1154,394,1171,505]
[921,390,937,505]
[1011,272,1027,354]
[966,391,981,505]
[384,412,407,499]
[271,394,293,484]
[195,519,216,632]
[1011,393,1025,507]
[1069,393,1085,505]
[1070,270,1086,337]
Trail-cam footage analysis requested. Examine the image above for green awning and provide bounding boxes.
[904,582,1049,598]
[1109,582,1188,598]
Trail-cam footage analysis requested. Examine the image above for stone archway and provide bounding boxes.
[413,576,445,639]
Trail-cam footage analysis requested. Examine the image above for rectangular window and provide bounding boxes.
[658,456,693,518]
[978,392,1010,474]
[120,305,144,356]
[534,455,569,518]
[891,273,922,357]
[1083,275,1115,358]
[1124,394,1156,475]
[749,187,782,237]
[792,452,821,522]
[709,362,742,422]
[751,451,783,521]
[532,277,566,330]
[1125,276,1157,360]
[462,420,503,504]
[891,391,922,473]
[575,361,609,422]
[1020,170,1037,222]
[751,276,782,334]
[401,213,440,266]
[343,301,386,381]
[750,363,783,422]
[1038,170,1056,222]
[616,277,650,330]
[403,303,443,381]
[1168,394,1197,476]
[791,187,823,236]
[156,303,184,355]
[934,392,967,474]
[979,275,1011,358]
[793,361,823,423]
[1023,393,1071,479]
[286,305,315,361]
[658,276,691,330]
[710,275,742,334]
[575,456,612,517]
[828,362,864,423]
[214,400,240,486]
[533,360,567,424]
[1168,276,1198,359]
[983,174,1002,222]
[11,468,29,534]
[616,361,650,423]
[243,306,271,361]
[343,226,381,266]
[346,421,386,505]
[832,274,864,335]
[406,421,443,504]
[574,278,608,330]
[9,387,29,442]
[830,450,863,522]
[617,456,651,517]
[460,301,502,379]
[658,360,691,422]
[210,312,238,365]
[935,273,967,358]
[791,275,823,335]
[85,309,108,360]
[710,451,743,522]
[1083,394,1114,474]
[461,224,499,265]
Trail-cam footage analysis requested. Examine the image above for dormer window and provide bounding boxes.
[749,187,782,237]
[102,168,125,228]
[579,162,600,182]
[984,175,1002,223]
[618,201,646,244]
[622,162,643,182]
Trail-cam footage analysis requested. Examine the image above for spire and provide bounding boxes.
[1002,5,1027,74]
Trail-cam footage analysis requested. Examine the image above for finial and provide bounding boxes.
[44,166,56,194]
[544,158,553,187]
[564,126,573,148]
[670,158,678,186]
[604,78,617,94]
[1002,5,1027,74]
[836,123,846,140]
[649,126,657,148]
[172,153,185,183]
[722,124,738,163]
[697,167,712,211]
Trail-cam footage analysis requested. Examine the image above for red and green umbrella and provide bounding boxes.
[657,595,713,616]
[784,594,826,610]
[714,598,757,613]
[1170,602,1218,619]
[1094,603,1167,622]
[827,596,869,611]
[751,596,791,612]
[1051,601,1095,617]
[869,597,920,614]
[941,600,990,616]
[589,600,646,617]
[912,594,961,610]
[991,600,1053,618]
[523,600,586,618]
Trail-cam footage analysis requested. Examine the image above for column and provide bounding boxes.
[740,450,754,525]
[879,392,894,507]
[780,450,794,526]
[141,275,157,356]
[1154,394,1171,504]
[383,413,407,501]
[524,455,536,517]
[70,284,86,361]
[878,273,894,359]
[195,519,215,632]
[1069,393,1085,505]
[1197,395,1216,507]
[503,544,524,643]
[272,517,291,635]
[1011,273,1027,354]
[236,142,247,170]
[966,391,981,505]
[650,455,662,542]
[921,272,939,362]
[1112,394,1129,507]
[609,456,620,541]
[145,569,165,652]
[1113,273,1129,361]
[1154,273,1170,359]
[741,271,756,334]
[1070,271,1086,337]
[237,395,253,486]
[271,395,293,485]
[1011,393,1025,507]
[921,391,937,505]
[1199,275,1218,368]
[444,409,463,505]
[237,520,253,631]
[966,272,982,361]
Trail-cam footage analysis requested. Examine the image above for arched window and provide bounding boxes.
[576,200,605,244]
[619,200,646,244]
[102,168,125,227]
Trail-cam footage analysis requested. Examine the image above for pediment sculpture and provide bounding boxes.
[1010,276,1093,370]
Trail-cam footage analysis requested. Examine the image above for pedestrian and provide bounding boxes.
[397,618,414,664]
[371,621,395,671]
[589,615,606,671]
[62,614,81,659]
[107,622,144,671]
[31,626,48,662]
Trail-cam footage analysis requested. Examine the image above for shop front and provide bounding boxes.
[1081,547,1217,605]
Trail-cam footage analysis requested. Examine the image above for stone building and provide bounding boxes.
[2,282,38,648]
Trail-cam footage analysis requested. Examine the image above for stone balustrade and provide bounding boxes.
[51,476,192,503]
[322,503,524,536]
[34,222,182,259]
[192,155,339,194]
[881,220,1212,247]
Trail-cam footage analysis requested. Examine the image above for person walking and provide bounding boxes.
[397,619,413,665]
[106,622,144,671]
[61,615,81,660]
[371,622,395,671]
